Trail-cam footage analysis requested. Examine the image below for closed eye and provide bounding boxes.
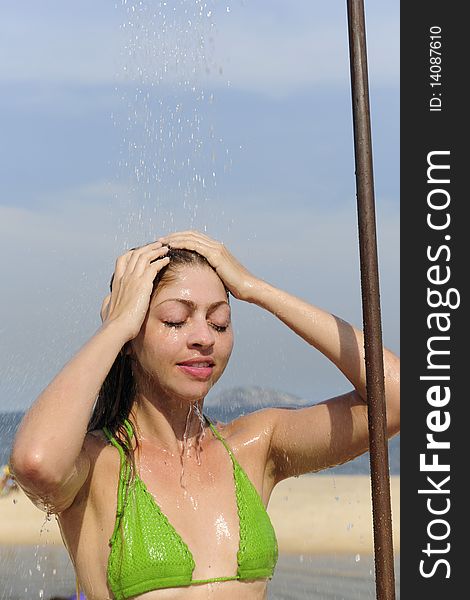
[210,323,228,333]
[163,321,229,332]
[164,321,185,329]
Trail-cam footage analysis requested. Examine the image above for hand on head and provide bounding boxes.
[101,230,257,344]
[158,230,256,301]
[100,242,170,341]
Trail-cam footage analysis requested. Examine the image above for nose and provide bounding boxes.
[186,318,216,349]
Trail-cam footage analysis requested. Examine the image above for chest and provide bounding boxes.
[134,442,243,560]
[108,433,275,583]
[60,422,277,599]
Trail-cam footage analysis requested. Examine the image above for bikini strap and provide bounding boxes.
[103,418,134,459]
[103,420,134,546]
[205,415,236,462]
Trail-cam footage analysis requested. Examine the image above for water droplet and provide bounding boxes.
[355,553,361,562]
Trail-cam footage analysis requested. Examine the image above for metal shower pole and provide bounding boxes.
[346,1,396,599]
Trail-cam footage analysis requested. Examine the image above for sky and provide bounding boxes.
[0,1,399,412]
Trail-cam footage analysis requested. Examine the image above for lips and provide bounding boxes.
[176,358,214,380]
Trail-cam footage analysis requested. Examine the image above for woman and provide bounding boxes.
[11,230,400,600]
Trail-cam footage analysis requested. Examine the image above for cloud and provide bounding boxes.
[208,10,398,97]
[0,3,398,98]
[0,2,399,410]
[0,179,398,410]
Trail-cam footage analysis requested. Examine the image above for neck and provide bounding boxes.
[128,362,212,455]
[130,390,209,454]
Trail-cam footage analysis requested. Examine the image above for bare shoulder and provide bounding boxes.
[84,428,113,455]
[79,429,116,474]
[81,428,120,479]
[210,407,277,448]
[208,408,279,494]
[60,430,118,516]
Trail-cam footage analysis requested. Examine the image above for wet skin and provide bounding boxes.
[129,265,234,414]
[57,266,276,600]
[13,233,400,599]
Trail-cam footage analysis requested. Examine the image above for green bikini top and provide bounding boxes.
[103,416,278,599]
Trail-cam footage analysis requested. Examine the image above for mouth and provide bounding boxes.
[176,360,214,380]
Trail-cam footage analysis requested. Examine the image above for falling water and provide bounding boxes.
[0,2,402,597]
[179,400,207,501]
[192,400,207,465]
[114,0,231,246]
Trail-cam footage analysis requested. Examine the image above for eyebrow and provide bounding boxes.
[154,299,230,311]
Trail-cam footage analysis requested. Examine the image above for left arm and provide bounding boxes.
[158,231,400,483]
[246,279,399,482]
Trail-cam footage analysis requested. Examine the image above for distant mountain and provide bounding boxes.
[1,387,399,475]
[205,385,308,422]
[204,386,399,475]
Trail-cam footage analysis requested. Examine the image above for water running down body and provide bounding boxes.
[10,230,400,599]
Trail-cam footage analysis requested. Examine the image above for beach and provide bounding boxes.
[0,474,400,598]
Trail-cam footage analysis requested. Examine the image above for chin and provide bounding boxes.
[165,380,215,404]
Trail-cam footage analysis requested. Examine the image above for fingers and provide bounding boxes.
[158,231,221,264]
[100,294,111,323]
[126,241,167,273]
[159,230,219,248]
[112,241,169,286]
[132,245,169,276]
[111,231,221,300]
[148,253,171,278]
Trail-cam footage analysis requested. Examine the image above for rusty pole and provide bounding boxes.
[346,1,396,599]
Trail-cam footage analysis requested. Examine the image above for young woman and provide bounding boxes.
[11,230,400,600]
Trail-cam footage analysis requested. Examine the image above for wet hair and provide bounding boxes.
[87,248,228,480]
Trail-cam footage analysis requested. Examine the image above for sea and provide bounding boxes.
[0,402,399,476]
[0,401,400,599]
[0,548,400,600]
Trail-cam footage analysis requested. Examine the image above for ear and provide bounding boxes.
[100,294,111,323]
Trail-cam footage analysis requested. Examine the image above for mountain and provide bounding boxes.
[205,385,308,422]
[1,387,399,474]
[205,386,399,475]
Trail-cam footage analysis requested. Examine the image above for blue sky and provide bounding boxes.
[0,1,399,411]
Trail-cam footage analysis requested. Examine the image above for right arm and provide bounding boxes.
[9,242,169,513]
[10,322,129,512]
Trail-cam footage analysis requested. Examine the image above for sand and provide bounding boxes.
[0,474,399,553]
[0,476,400,598]
[270,474,400,554]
